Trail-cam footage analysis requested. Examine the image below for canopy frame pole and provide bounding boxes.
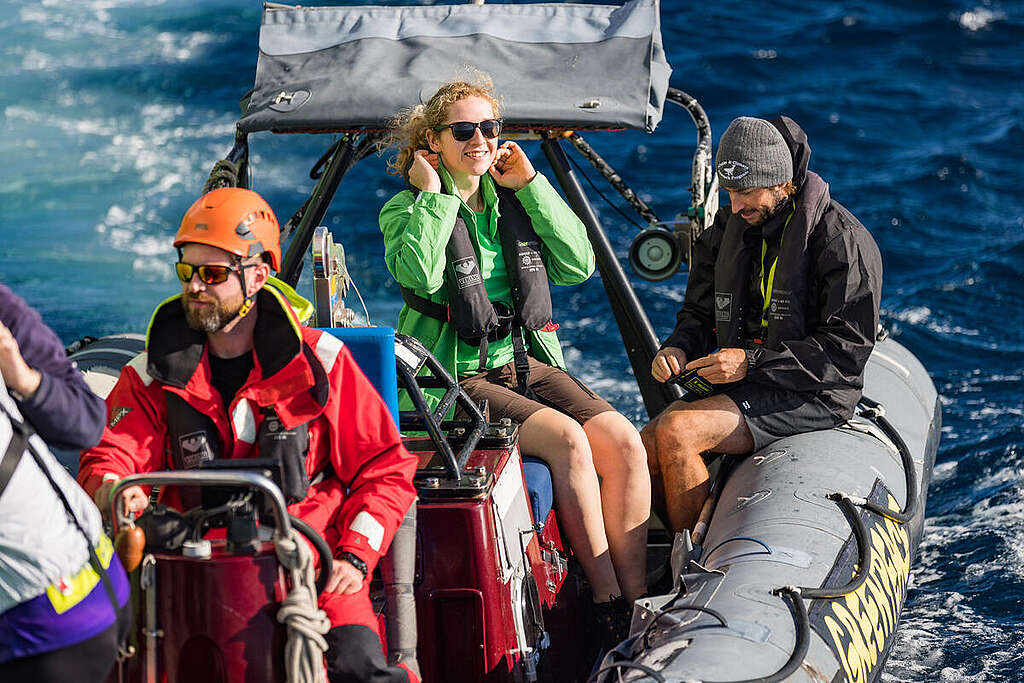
[280,133,381,286]
[539,135,680,418]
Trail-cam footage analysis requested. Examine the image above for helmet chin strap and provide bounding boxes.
[232,255,255,319]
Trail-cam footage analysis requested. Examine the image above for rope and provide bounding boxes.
[566,132,659,227]
[202,159,240,193]
[274,529,331,683]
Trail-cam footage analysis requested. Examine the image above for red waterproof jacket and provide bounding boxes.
[78,286,417,572]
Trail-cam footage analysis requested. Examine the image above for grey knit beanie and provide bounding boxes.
[715,117,793,189]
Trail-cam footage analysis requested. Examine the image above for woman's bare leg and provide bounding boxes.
[519,407,621,601]
[583,411,650,601]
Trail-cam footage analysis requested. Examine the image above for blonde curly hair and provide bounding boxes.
[382,72,502,179]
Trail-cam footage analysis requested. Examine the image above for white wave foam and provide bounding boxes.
[930,459,957,484]
[886,497,1024,680]
[13,1,224,74]
[957,8,1006,32]
[892,305,931,325]
[154,31,218,63]
[889,305,981,338]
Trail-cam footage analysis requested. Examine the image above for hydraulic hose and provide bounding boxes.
[798,494,872,600]
[640,605,728,649]
[853,397,919,524]
[289,514,333,595]
[622,588,807,683]
[588,662,666,683]
[665,88,712,146]
[703,587,809,683]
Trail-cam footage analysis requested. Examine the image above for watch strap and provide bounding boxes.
[337,551,368,578]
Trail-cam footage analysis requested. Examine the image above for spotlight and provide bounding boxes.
[628,227,683,281]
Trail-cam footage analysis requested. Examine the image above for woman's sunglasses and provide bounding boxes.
[433,119,502,142]
[175,262,239,285]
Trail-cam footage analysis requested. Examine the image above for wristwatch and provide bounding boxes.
[337,551,368,578]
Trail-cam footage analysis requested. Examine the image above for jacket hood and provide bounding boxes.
[769,116,811,190]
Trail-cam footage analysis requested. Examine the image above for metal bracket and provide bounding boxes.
[311,226,355,327]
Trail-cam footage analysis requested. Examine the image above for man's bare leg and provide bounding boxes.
[641,394,755,534]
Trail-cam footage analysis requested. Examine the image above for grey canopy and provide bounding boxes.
[239,0,672,134]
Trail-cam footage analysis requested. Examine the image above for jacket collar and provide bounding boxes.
[146,286,305,391]
[438,163,499,213]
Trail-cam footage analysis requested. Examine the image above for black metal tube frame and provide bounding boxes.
[540,134,681,418]
[280,132,382,286]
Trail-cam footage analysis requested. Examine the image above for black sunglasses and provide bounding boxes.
[175,262,241,285]
[433,119,502,142]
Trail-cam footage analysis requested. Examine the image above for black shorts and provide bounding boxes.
[722,382,843,451]
[460,357,615,426]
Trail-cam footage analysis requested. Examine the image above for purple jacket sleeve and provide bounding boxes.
[1,284,106,450]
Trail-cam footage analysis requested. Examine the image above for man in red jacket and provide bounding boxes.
[78,187,418,683]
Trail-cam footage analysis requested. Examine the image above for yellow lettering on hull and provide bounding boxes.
[818,493,912,682]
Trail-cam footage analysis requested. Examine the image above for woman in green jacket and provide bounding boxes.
[379,78,649,642]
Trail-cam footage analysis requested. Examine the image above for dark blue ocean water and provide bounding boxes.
[2,1,1022,679]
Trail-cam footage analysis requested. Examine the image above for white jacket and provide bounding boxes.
[0,385,103,613]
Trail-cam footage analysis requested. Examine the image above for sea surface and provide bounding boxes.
[2,1,1022,680]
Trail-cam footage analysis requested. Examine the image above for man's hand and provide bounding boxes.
[686,348,748,384]
[489,141,537,191]
[0,321,41,400]
[652,347,688,383]
[324,559,366,595]
[92,480,149,521]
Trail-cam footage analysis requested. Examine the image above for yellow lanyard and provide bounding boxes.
[759,206,795,331]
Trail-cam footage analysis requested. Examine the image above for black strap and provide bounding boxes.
[509,325,538,400]
[4,412,121,618]
[477,337,489,374]
[401,287,448,321]
[0,425,27,500]
[401,283,535,396]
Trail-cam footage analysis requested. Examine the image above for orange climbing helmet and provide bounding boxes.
[174,187,281,271]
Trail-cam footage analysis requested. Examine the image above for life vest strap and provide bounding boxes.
[401,286,516,346]
[400,286,537,397]
[400,287,449,322]
[509,326,537,400]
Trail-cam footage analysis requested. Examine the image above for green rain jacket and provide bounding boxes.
[380,166,594,409]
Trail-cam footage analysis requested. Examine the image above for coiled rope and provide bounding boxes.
[274,529,331,683]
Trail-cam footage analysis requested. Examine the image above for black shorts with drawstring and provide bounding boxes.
[721,381,844,451]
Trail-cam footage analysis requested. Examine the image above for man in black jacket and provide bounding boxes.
[642,116,883,534]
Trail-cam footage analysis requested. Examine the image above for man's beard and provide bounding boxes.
[183,294,242,333]
[745,187,792,226]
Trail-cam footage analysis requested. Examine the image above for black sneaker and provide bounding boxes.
[590,596,632,650]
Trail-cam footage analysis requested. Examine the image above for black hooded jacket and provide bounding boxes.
[663,117,883,419]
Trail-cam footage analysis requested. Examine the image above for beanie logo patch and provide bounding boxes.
[718,160,750,182]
